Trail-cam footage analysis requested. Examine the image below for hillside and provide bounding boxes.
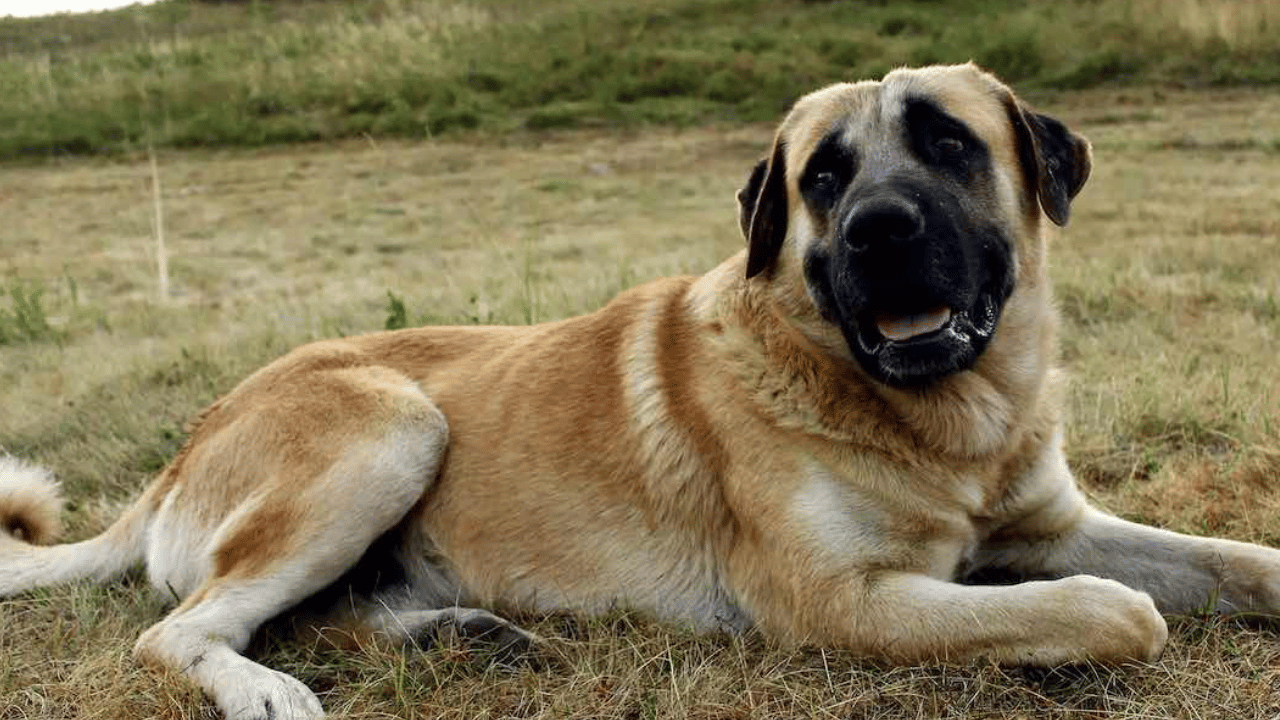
[1,0,1278,158]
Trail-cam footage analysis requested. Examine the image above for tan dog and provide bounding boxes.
[3,63,1279,720]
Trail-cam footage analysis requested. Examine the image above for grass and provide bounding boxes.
[0,284,64,346]
[1,0,1279,158]
[2,82,1279,717]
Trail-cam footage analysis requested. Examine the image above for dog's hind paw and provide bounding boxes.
[214,665,324,720]
[448,607,541,658]
[392,606,540,661]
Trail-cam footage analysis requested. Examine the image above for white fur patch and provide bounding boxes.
[144,486,216,601]
[790,463,892,565]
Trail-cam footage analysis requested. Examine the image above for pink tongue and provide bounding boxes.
[875,306,952,341]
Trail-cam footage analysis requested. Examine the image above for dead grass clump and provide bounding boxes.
[1111,451,1280,542]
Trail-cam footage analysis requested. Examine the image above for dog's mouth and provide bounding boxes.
[850,290,1003,386]
[856,293,1000,353]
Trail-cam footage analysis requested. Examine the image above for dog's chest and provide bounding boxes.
[788,460,985,579]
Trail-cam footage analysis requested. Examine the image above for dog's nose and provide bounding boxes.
[840,197,923,253]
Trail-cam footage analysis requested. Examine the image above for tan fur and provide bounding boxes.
[3,64,1279,719]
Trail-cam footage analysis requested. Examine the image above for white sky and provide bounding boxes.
[3,0,159,18]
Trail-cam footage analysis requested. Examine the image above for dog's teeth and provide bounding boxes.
[875,306,952,341]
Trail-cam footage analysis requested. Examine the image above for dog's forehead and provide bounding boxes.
[781,64,1014,166]
[881,64,1014,143]
[778,80,877,163]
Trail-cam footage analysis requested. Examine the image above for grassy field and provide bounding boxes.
[2,0,1280,158]
[2,75,1279,717]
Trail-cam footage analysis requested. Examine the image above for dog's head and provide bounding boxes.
[738,63,1090,387]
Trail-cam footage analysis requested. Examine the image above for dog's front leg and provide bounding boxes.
[972,438,1280,617]
[804,571,1167,665]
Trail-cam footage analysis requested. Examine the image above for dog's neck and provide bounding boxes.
[692,251,1060,462]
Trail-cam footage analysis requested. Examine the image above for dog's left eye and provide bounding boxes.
[935,136,964,154]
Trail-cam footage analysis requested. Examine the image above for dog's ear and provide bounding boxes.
[741,140,789,279]
[737,157,768,240]
[1006,100,1092,226]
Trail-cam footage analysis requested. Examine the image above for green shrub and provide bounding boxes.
[0,285,62,346]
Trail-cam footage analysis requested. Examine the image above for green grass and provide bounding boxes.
[1,0,1278,158]
[0,284,62,345]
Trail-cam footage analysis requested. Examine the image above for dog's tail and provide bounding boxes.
[0,455,150,597]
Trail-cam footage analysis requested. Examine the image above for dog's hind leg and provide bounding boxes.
[133,365,449,720]
[355,605,541,661]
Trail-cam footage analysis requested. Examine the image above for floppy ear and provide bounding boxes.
[736,157,767,240]
[741,140,789,279]
[1006,100,1092,226]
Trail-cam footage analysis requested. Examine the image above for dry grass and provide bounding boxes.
[2,86,1280,717]
[1137,0,1280,52]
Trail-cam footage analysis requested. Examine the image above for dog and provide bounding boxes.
[3,63,1279,720]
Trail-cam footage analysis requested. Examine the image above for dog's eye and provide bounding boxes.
[935,136,964,154]
[814,171,838,188]
[800,132,856,208]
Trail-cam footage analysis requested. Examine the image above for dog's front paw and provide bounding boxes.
[1056,575,1168,663]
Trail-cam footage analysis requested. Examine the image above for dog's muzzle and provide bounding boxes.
[805,187,1014,387]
